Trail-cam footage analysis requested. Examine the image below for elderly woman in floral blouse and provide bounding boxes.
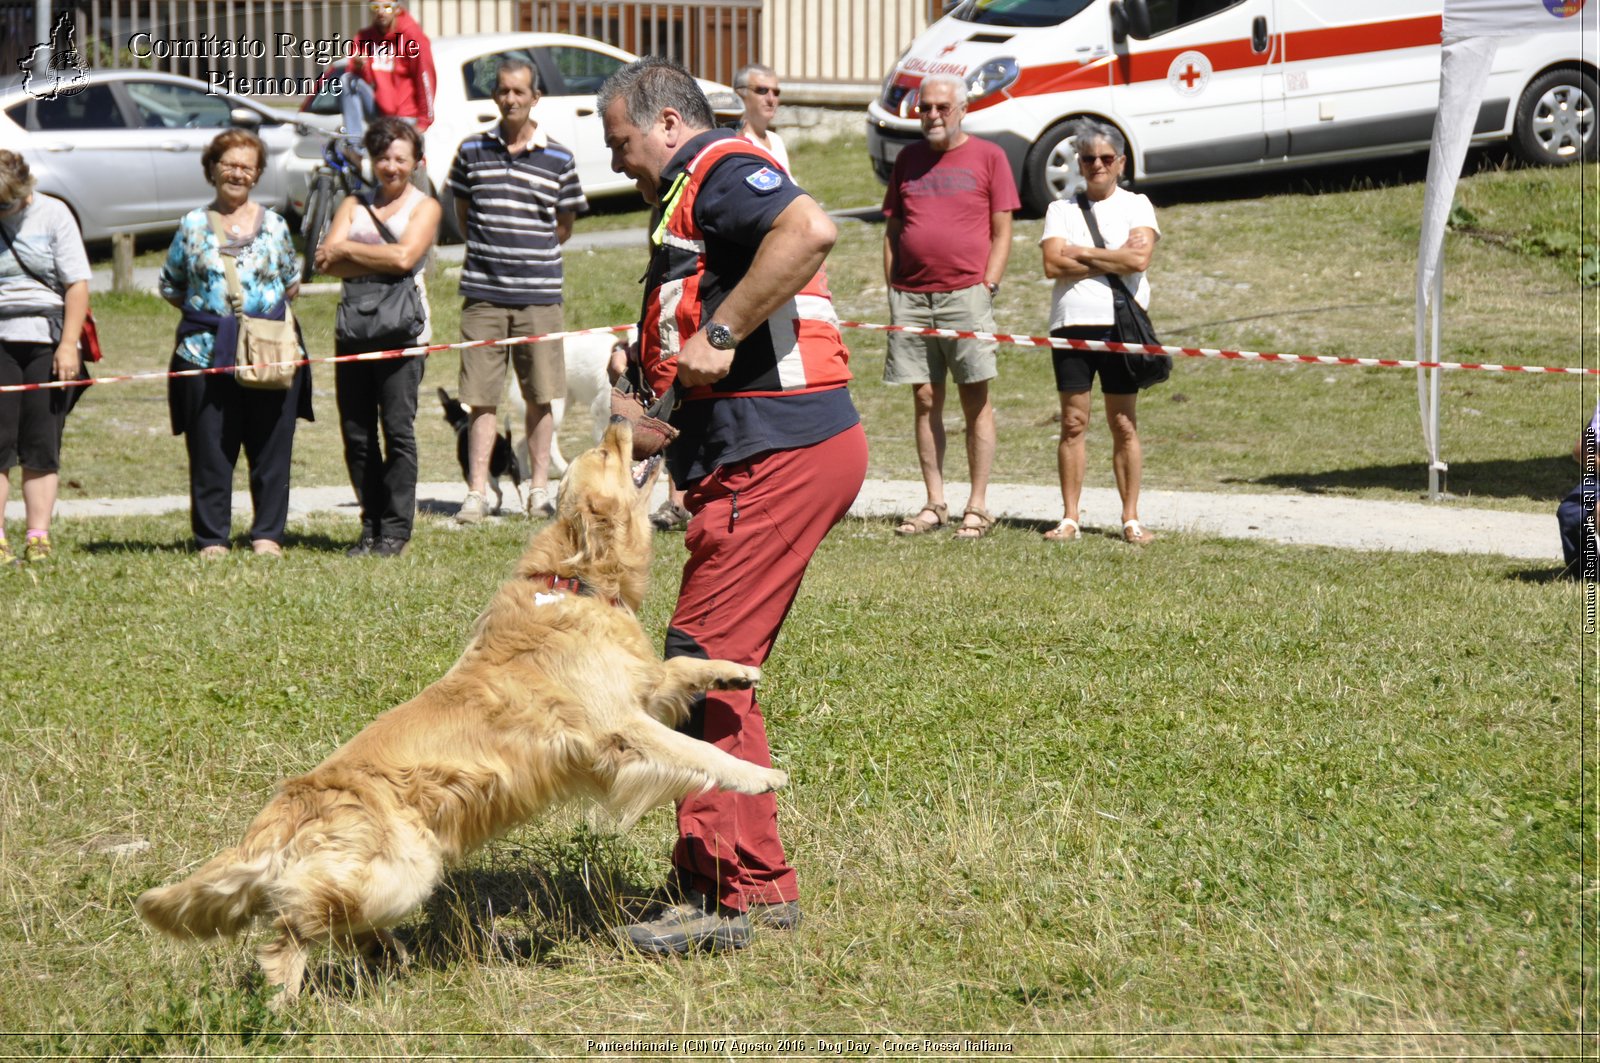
[160,129,311,558]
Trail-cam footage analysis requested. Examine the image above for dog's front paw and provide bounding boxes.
[712,665,761,691]
[761,769,787,793]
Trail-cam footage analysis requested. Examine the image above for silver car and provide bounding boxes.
[0,69,339,241]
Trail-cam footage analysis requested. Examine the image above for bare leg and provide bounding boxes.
[525,399,554,492]
[910,380,947,517]
[955,379,995,526]
[1105,392,1143,524]
[1057,389,1092,524]
[21,468,57,535]
[466,406,499,497]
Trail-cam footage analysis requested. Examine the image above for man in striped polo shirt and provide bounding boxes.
[449,57,586,523]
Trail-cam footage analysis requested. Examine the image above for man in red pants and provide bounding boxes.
[599,57,867,954]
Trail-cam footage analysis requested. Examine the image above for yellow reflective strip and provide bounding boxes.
[651,172,689,248]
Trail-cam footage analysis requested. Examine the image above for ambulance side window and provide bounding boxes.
[1145,0,1246,35]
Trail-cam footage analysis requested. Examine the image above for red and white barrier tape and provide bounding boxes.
[1,318,1590,394]
[836,321,1599,376]
[0,324,633,394]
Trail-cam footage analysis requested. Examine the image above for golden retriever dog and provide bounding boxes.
[136,421,783,1003]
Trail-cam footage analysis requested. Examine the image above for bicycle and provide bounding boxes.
[300,137,372,284]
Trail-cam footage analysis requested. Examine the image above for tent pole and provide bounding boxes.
[1428,268,1447,500]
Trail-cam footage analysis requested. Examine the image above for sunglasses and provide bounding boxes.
[1079,153,1120,165]
[369,2,397,12]
[739,85,780,97]
[916,102,958,115]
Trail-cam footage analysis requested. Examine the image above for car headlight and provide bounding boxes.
[967,57,1019,101]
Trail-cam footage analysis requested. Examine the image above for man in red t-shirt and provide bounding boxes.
[340,0,436,148]
[882,73,1018,540]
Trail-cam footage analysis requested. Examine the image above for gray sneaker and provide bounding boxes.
[618,895,751,955]
[455,491,490,525]
[526,486,555,519]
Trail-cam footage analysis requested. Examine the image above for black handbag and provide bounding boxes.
[1076,192,1171,390]
[334,197,427,345]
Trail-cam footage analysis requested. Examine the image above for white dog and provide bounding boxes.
[507,330,628,478]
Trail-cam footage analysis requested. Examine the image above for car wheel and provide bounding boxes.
[1024,120,1090,215]
[1512,67,1598,165]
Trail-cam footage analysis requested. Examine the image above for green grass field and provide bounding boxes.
[5,137,1593,1057]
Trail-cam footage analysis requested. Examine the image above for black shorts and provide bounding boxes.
[1050,325,1139,396]
[0,341,68,473]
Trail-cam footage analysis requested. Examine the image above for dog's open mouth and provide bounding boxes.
[632,454,661,489]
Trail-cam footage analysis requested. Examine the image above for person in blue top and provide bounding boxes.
[160,129,311,559]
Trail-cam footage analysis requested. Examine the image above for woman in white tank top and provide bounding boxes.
[314,117,442,558]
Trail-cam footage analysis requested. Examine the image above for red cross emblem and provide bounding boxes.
[939,41,960,56]
[1179,63,1202,88]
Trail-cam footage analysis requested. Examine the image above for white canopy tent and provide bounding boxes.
[1415,0,1589,498]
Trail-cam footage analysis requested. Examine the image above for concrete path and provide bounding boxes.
[15,477,1559,562]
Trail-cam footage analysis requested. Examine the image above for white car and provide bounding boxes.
[291,32,741,225]
[0,69,340,241]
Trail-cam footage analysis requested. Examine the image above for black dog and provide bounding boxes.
[438,388,522,514]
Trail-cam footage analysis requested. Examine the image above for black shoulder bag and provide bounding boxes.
[1076,192,1171,390]
[333,196,428,345]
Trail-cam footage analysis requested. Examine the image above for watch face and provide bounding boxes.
[708,324,735,350]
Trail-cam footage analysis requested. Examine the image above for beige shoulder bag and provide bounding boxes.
[206,209,298,390]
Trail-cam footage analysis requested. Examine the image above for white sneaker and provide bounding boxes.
[455,491,490,525]
[526,486,554,519]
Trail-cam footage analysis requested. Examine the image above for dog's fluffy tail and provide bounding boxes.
[135,846,276,939]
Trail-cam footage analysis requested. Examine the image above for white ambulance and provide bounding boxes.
[866,0,1594,212]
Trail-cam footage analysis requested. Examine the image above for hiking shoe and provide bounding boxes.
[650,498,691,531]
[455,491,490,525]
[23,535,51,563]
[346,536,376,557]
[0,539,16,567]
[372,536,408,558]
[748,900,802,931]
[526,486,554,519]
[618,895,751,955]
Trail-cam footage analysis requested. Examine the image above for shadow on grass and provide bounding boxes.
[80,530,357,555]
[1228,454,1572,502]
[1505,565,1572,584]
[295,847,660,1004]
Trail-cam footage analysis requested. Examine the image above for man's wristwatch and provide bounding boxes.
[705,322,737,350]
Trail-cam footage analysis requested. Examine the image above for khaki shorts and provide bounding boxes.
[458,300,566,407]
[883,285,998,386]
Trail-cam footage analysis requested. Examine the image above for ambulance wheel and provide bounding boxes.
[1512,67,1598,165]
[1023,120,1087,215]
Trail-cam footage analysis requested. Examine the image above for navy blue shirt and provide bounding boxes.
[647,129,859,487]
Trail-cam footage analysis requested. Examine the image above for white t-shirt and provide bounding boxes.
[1039,187,1159,329]
[0,194,92,345]
[740,128,791,175]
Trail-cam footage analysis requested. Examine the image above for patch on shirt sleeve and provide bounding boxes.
[745,167,784,194]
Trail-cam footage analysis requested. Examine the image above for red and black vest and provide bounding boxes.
[638,137,852,402]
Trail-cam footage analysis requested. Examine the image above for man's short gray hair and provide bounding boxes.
[1073,118,1125,157]
[597,57,714,132]
[919,73,968,106]
[496,55,542,94]
[733,63,777,90]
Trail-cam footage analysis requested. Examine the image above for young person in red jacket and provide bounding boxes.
[341,0,436,151]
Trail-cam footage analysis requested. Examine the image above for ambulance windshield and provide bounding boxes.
[949,0,1095,28]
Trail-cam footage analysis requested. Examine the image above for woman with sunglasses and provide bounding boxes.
[733,63,791,175]
[1038,119,1161,545]
[160,130,311,559]
[0,150,91,566]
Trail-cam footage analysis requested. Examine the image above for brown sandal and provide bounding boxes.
[895,502,948,536]
[953,506,994,540]
[1043,517,1081,542]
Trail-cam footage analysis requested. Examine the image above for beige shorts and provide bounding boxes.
[458,300,566,407]
[883,284,998,386]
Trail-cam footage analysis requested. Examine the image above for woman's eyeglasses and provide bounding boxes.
[739,85,780,97]
[217,164,259,176]
[1079,153,1120,165]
